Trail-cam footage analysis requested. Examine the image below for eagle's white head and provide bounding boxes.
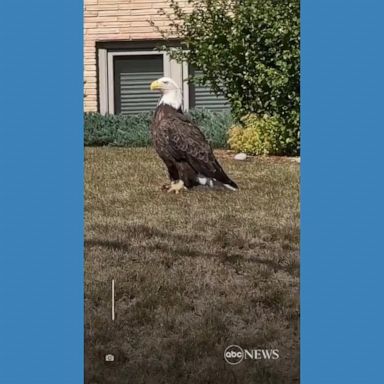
[150,77,182,111]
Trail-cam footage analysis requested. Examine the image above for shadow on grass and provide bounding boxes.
[85,223,299,276]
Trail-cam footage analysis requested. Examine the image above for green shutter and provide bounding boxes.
[114,55,163,115]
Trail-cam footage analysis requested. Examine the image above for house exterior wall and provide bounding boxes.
[84,0,176,112]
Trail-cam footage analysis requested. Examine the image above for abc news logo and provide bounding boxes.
[224,345,279,365]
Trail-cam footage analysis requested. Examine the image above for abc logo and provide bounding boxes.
[224,345,244,365]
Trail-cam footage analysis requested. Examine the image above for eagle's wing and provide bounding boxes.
[160,112,237,188]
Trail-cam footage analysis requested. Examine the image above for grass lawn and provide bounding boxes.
[85,147,300,384]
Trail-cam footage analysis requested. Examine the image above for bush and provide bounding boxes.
[84,109,233,148]
[84,112,152,147]
[228,114,296,156]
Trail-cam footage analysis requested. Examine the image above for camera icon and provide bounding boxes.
[105,354,115,362]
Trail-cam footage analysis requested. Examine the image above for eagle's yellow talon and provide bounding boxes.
[167,180,186,194]
[161,181,176,191]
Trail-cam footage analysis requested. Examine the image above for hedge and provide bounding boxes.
[84,109,233,148]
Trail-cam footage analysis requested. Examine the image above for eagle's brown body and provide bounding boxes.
[150,104,238,190]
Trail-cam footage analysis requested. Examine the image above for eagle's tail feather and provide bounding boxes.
[223,183,238,191]
[197,175,238,190]
[209,160,238,190]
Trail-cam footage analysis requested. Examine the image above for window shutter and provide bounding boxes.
[114,55,163,115]
[192,71,229,111]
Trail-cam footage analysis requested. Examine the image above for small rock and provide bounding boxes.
[234,153,247,161]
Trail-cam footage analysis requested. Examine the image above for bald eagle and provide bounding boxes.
[150,77,238,193]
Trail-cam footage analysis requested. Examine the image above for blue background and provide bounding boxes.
[301,0,384,383]
[0,1,383,383]
[0,1,83,383]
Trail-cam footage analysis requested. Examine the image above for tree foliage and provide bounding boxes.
[151,0,300,154]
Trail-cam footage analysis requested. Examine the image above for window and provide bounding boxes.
[98,44,229,115]
[189,69,229,111]
[114,55,163,114]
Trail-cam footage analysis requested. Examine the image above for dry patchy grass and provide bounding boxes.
[85,148,300,384]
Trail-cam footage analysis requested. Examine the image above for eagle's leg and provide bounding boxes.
[161,163,179,191]
[167,180,187,194]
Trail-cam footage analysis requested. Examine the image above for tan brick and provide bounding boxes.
[120,26,159,33]
[84,69,96,76]
[84,77,97,84]
[84,11,98,17]
[129,32,162,39]
[84,39,97,47]
[119,3,153,10]
[84,22,98,28]
[93,34,128,40]
[84,58,97,65]
[84,88,97,95]
[129,0,168,4]
[87,27,120,34]
[84,103,97,110]
[84,69,97,77]
[117,15,162,22]
[92,16,119,22]
[97,21,125,28]
[84,102,96,107]
[85,99,97,105]
[86,4,118,11]
[129,21,152,27]
[98,10,128,16]
[130,8,159,16]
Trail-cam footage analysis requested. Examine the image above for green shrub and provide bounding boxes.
[228,114,295,156]
[84,112,152,147]
[84,109,232,148]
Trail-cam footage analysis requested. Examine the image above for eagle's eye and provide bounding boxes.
[163,80,169,84]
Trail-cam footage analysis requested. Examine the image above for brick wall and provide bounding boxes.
[84,0,175,112]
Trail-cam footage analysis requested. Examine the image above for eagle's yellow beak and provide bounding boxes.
[150,80,162,91]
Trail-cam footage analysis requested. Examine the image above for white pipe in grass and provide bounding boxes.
[112,279,115,321]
